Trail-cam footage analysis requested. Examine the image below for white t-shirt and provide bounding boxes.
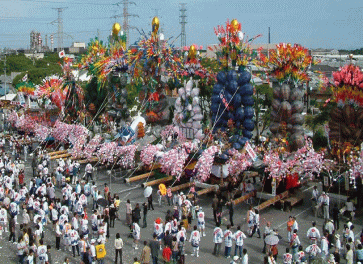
[37,245,47,258]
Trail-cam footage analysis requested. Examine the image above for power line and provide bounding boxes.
[116,0,139,48]
[2,0,115,6]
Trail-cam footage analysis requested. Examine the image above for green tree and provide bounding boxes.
[253,83,273,144]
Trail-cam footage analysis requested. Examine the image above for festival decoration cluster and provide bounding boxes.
[15,82,36,97]
[140,144,161,167]
[226,149,252,177]
[193,145,219,182]
[257,43,314,84]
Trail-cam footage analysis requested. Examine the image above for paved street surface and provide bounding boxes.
[0,149,362,264]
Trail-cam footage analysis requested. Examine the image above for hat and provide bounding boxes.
[180,192,184,195]
[90,239,96,244]
[97,238,102,243]
[322,191,326,195]
[233,256,239,261]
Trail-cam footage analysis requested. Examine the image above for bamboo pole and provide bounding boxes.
[142,176,173,188]
[233,191,256,205]
[170,182,193,192]
[125,172,155,183]
[256,191,289,211]
[50,153,71,160]
[187,186,216,199]
[48,150,68,156]
[78,157,98,164]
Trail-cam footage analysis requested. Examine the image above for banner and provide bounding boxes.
[245,142,257,161]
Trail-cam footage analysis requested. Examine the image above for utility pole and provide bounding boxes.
[179,3,187,48]
[3,53,6,101]
[116,0,138,48]
[52,7,67,52]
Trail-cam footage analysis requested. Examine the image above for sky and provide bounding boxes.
[0,0,362,51]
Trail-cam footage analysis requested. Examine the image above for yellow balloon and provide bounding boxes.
[152,16,160,35]
[112,22,121,36]
[231,19,239,32]
[188,45,197,59]
[159,183,166,196]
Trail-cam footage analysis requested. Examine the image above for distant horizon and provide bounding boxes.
[1,0,362,51]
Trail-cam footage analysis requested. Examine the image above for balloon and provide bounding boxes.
[152,16,160,36]
[231,19,239,32]
[112,22,121,36]
[235,120,241,128]
[159,184,167,196]
[210,104,219,114]
[238,136,248,146]
[188,45,197,59]
[243,129,253,139]
[236,107,245,120]
[224,92,232,103]
[290,88,304,101]
[227,70,238,81]
[292,125,304,135]
[290,113,304,125]
[217,71,227,84]
[242,83,254,96]
[269,122,280,133]
[233,142,242,150]
[227,112,234,121]
[241,95,254,106]
[228,80,238,93]
[244,106,254,119]
[272,99,281,111]
[212,83,224,95]
[281,101,292,119]
[273,86,281,99]
[243,119,255,131]
[232,93,242,108]
[237,71,251,85]
[280,83,291,101]
[291,101,304,114]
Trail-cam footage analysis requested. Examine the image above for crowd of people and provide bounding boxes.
[0,133,363,264]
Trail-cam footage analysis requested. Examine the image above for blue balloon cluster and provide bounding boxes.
[211,69,255,150]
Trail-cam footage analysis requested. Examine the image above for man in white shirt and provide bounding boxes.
[133,222,141,250]
[85,163,93,181]
[90,239,97,264]
[189,225,201,257]
[197,207,205,237]
[37,239,47,264]
[213,222,223,257]
[307,222,321,244]
[305,243,321,262]
[318,192,330,219]
[234,225,246,259]
[241,248,248,264]
[224,225,233,259]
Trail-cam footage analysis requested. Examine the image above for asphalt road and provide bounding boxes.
[1,147,362,264]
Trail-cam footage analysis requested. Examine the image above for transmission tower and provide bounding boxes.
[52,7,67,52]
[179,3,187,48]
[116,0,138,48]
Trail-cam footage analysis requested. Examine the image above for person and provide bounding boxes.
[95,238,106,264]
[133,257,141,264]
[133,203,141,225]
[312,186,319,204]
[109,204,117,228]
[8,215,16,243]
[356,243,363,263]
[17,236,27,264]
[346,244,353,264]
[126,200,132,226]
[321,233,329,261]
[90,239,97,264]
[283,248,293,264]
[115,233,123,264]
[189,225,201,257]
[268,251,276,264]
[85,163,93,181]
[325,219,335,245]
[332,203,340,230]
[224,224,233,258]
[133,222,141,250]
[287,216,294,242]
[197,207,205,237]
[290,229,300,256]
[250,209,261,238]
[213,222,223,257]
[319,192,330,219]
[150,234,159,264]
[234,225,246,259]
[142,202,148,228]
[148,194,154,211]
[246,206,255,236]
[226,199,234,227]
[305,243,321,262]
[141,240,151,264]
[263,221,273,253]
[307,221,320,244]
[55,219,62,250]
[37,239,47,264]
[171,237,178,263]
[241,248,248,264]
[162,244,172,263]
[178,237,185,264]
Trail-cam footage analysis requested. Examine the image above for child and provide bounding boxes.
[133,257,140,264]
[242,248,248,264]
[178,237,185,264]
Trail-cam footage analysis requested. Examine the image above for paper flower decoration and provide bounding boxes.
[193,146,219,182]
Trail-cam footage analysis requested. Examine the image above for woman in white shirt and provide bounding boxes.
[114,233,123,264]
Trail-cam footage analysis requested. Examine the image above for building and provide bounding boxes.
[69,42,86,54]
